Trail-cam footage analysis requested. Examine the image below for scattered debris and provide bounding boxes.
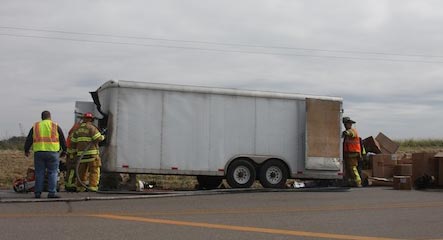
[361,132,443,190]
[291,180,305,188]
[136,180,156,192]
[13,167,36,193]
[362,132,399,154]
[414,174,435,190]
[12,167,61,193]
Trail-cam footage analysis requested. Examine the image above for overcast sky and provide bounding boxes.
[1,1,443,140]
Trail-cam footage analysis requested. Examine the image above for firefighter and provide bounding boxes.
[70,112,105,192]
[64,121,81,191]
[342,117,362,187]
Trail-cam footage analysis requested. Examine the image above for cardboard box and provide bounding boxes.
[397,153,413,164]
[375,132,399,154]
[393,176,412,190]
[361,169,372,179]
[434,152,443,158]
[360,169,372,186]
[363,136,382,154]
[398,158,413,164]
[372,154,397,178]
[392,153,407,161]
[435,152,443,186]
[362,133,399,154]
[412,152,438,182]
[439,159,443,186]
[393,164,412,176]
[368,177,393,186]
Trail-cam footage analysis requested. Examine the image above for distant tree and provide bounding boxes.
[0,136,26,150]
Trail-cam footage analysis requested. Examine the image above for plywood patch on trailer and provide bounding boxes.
[305,98,341,170]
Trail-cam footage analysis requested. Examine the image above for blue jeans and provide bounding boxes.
[34,151,60,195]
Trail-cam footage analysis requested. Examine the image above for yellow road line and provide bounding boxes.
[89,213,401,240]
[95,201,443,217]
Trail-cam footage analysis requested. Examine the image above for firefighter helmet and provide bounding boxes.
[83,112,94,119]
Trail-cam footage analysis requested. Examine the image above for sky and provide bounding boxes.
[1,0,443,140]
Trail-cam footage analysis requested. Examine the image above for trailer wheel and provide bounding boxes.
[197,176,223,189]
[259,160,288,189]
[226,159,256,188]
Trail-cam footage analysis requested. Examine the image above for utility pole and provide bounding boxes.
[18,123,25,137]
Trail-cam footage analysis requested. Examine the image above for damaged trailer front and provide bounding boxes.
[79,80,344,189]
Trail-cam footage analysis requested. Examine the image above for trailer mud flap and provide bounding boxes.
[305,98,341,170]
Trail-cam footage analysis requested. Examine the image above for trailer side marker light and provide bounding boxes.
[338,172,343,176]
[171,167,178,170]
[218,169,224,172]
[122,165,129,168]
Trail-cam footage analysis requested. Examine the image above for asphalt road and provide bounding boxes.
[1,187,443,240]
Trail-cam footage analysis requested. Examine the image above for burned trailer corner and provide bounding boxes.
[89,91,109,132]
[78,80,344,190]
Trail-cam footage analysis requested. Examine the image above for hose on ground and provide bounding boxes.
[74,141,95,191]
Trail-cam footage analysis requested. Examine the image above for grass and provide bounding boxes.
[0,149,199,191]
[137,174,198,190]
[2,136,443,190]
[0,137,199,190]
[0,150,34,189]
[396,139,443,153]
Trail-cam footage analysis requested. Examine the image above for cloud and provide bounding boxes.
[1,0,443,139]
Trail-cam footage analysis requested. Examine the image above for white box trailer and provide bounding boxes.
[80,80,343,189]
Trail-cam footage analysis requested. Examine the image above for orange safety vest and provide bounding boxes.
[343,128,361,153]
[66,122,81,149]
[33,120,60,152]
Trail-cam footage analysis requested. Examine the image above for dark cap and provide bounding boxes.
[342,117,356,124]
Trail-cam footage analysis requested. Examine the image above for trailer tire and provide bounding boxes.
[259,159,288,189]
[226,159,256,188]
[197,176,223,189]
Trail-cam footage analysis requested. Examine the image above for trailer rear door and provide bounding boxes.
[305,98,341,170]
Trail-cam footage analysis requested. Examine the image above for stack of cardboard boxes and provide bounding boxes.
[436,153,443,186]
[361,133,443,190]
[393,163,412,190]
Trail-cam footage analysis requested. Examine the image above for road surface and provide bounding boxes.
[1,187,442,240]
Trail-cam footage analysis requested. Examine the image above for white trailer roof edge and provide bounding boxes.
[97,80,343,102]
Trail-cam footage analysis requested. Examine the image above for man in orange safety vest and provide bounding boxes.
[342,117,362,187]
